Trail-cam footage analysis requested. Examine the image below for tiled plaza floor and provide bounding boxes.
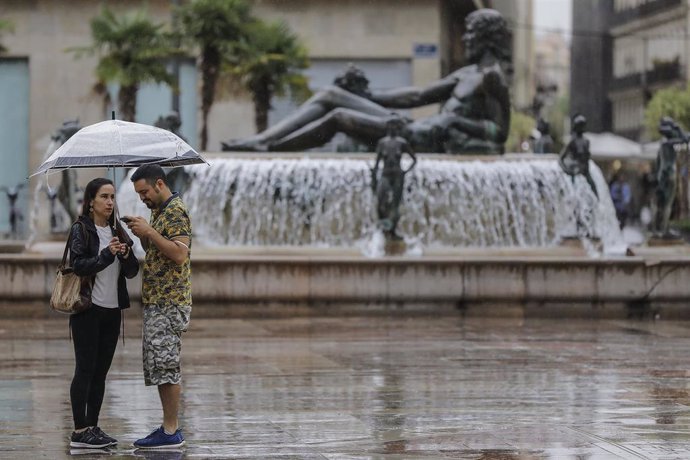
[0,314,689,459]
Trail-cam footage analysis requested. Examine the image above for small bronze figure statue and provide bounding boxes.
[559,114,598,198]
[654,116,687,237]
[371,117,417,240]
[51,119,82,222]
[533,118,554,154]
[0,183,24,238]
[222,8,511,154]
[51,119,81,144]
[44,186,60,232]
[154,111,187,142]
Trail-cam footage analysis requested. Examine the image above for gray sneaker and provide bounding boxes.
[92,427,117,446]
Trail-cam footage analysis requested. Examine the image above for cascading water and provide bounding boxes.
[25,139,63,248]
[116,155,624,255]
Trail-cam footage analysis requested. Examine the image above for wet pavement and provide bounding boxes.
[1,314,689,459]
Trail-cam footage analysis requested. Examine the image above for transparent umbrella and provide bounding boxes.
[30,119,208,177]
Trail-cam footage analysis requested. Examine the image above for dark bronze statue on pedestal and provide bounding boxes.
[222,8,511,154]
[154,111,187,142]
[371,117,417,241]
[51,119,82,222]
[654,116,687,238]
[559,114,598,198]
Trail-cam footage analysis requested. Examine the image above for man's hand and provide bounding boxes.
[124,215,189,265]
[124,216,152,239]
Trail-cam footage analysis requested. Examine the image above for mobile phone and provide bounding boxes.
[120,216,133,223]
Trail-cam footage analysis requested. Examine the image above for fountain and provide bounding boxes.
[117,154,623,256]
[3,8,689,319]
[25,120,82,249]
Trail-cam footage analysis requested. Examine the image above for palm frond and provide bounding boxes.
[69,6,177,87]
[0,18,15,54]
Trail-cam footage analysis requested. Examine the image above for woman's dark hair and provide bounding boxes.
[81,177,115,226]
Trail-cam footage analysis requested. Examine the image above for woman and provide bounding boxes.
[68,178,139,449]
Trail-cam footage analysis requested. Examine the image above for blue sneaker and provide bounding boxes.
[133,426,185,449]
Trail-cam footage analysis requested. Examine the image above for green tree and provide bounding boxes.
[543,93,568,153]
[0,19,14,54]
[230,20,310,133]
[178,0,252,150]
[644,84,690,139]
[506,110,536,152]
[69,7,176,122]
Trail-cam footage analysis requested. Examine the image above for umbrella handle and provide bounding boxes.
[112,190,134,247]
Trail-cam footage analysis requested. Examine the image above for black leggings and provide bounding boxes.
[69,305,121,430]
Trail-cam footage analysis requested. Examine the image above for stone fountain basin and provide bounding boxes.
[0,240,26,254]
[3,243,690,319]
[8,153,678,318]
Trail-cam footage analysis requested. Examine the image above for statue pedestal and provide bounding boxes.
[647,235,686,247]
[559,236,602,252]
[384,239,407,256]
[0,239,26,253]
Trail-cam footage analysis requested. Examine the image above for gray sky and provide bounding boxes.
[533,0,572,36]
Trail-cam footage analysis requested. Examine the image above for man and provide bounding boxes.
[124,164,192,449]
[609,172,631,229]
[222,8,511,155]
[533,118,554,154]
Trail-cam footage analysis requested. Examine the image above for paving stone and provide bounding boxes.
[0,316,689,458]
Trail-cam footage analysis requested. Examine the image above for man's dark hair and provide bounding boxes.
[131,164,168,187]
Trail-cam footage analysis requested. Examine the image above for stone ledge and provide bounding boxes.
[1,254,690,318]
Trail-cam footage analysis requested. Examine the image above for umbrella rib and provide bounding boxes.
[117,121,123,165]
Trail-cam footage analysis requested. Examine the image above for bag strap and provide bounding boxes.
[59,230,72,267]
[61,220,89,268]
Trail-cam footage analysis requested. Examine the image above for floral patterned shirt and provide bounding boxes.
[142,194,192,307]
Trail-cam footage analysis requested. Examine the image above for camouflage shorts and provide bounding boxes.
[142,304,191,386]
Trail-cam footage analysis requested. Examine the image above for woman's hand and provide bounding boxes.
[108,237,121,255]
[118,243,130,259]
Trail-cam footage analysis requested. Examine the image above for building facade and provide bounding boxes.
[0,0,533,237]
[572,0,687,140]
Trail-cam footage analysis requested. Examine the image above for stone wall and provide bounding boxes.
[2,253,688,319]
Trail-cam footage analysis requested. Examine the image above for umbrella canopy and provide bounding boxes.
[30,119,207,177]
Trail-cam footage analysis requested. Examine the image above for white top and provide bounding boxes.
[91,225,120,309]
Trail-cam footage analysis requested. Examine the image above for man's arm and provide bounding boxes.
[146,231,189,266]
[125,216,189,265]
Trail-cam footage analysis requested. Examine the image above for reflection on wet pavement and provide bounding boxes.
[1,316,689,459]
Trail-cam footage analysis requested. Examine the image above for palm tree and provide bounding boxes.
[69,7,177,122]
[0,19,14,54]
[178,0,252,150]
[231,20,310,133]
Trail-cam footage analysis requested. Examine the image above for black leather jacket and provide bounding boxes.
[69,216,139,310]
